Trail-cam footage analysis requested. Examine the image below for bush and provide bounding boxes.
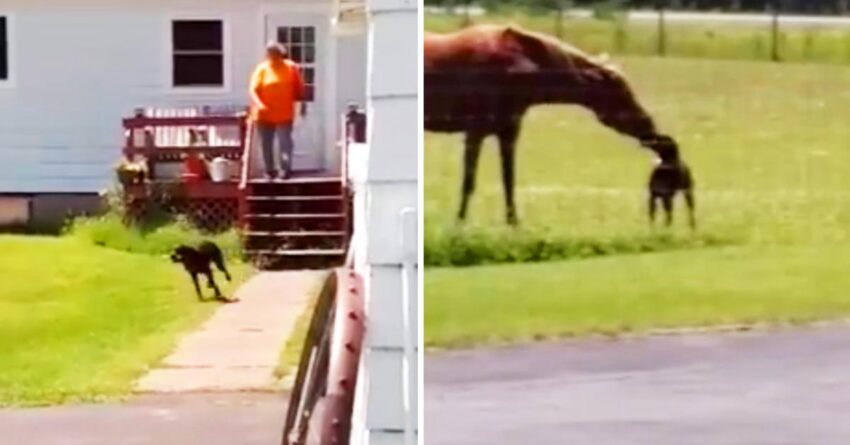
[65,188,242,258]
[66,213,242,258]
[424,226,736,267]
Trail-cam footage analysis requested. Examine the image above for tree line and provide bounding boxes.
[425,0,850,14]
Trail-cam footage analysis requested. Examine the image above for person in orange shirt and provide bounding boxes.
[250,41,305,179]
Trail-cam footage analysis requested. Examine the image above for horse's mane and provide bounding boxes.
[500,24,623,75]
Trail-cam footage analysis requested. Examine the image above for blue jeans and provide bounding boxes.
[258,122,294,176]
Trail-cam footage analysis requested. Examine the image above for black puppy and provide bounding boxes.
[647,137,695,229]
[170,241,232,302]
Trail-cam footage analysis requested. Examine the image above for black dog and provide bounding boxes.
[648,137,695,229]
[170,241,232,302]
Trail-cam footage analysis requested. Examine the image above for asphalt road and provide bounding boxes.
[0,393,287,445]
[426,326,850,445]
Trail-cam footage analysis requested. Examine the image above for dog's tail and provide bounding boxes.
[210,245,232,281]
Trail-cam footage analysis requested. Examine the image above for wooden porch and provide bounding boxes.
[121,106,365,270]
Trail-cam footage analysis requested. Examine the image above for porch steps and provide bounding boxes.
[242,177,350,271]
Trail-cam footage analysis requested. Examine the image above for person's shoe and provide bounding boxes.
[264,171,277,181]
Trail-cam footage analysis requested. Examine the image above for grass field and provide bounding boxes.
[424,56,850,346]
[427,12,850,65]
[0,236,251,406]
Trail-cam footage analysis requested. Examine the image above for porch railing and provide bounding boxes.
[122,106,248,177]
[281,267,365,445]
[238,117,256,228]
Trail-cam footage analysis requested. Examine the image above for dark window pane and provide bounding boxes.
[0,17,6,81]
[173,20,222,51]
[277,28,288,44]
[291,27,302,44]
[173,54,224,86]
[304,45,315,63]
[303,85,315,102]
[291,45,302,62]
[305,27,315,43]
[304,67,315,84]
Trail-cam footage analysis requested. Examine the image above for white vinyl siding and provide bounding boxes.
[0,0,365,193]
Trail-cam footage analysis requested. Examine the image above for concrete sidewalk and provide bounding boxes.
[136,271,325,393]
[0,393,287,445]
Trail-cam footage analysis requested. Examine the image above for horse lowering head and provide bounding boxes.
[641,134,680,160]
[495,26,660,140]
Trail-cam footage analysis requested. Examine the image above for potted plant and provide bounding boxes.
[116,158,148,186]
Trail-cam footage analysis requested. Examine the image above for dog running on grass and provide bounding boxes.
[170,241,234,302]
[647,136,696,229]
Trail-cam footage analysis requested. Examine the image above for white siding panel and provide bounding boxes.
[364,347,405,431]
[363,264,419,350]
[364,181,417,264]
[367,13,417,97]
[366,99,417,181]
[366,265,404,349]
[368,431,404,445]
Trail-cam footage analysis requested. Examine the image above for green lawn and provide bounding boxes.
[425,56,850,346]
[427,12,850,65]
[426,245,850,348]
[0,236,251,406]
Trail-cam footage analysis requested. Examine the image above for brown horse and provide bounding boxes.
[424,24,677,225]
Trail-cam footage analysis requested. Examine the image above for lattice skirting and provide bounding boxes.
[125,197,238,233]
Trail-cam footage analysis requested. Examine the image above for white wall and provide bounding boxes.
[351,0,419,444]
[330,31,368,174]
[0,0,363,192]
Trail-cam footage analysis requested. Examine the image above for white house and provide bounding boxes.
[0,0,368,227]
[349,0,419,444]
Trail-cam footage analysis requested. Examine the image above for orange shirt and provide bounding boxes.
[250,59,304,124]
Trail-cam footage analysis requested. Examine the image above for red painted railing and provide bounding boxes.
[122,107,247,163]
[281,267,366,445]
[238,117,256,229]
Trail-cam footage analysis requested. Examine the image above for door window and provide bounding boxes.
[277,26,316,102]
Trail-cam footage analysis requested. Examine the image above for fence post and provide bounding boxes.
[656,0,667,57]
[462,0,471,27]
[555,2,564,39]
[770,0,781,62]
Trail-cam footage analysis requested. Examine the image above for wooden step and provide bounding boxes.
[246,213,346,232]
[245,248,347,271]
[246,195,342,202]
[247,249,346,257]
[248,177,342,185]
[244,230,346,250]
[245,213,345,219]
[247,195,344,214]
[248,178,343,197]
[245,230,346,237]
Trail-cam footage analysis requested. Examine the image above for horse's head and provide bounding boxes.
[641,134,680,161]
[499,26,657,140]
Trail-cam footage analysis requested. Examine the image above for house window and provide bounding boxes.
[0,17,8,81]
[172,20,224,87]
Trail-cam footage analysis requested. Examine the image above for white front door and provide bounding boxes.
[266,14,326,172]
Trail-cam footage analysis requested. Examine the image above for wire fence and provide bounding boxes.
[426,1,850,65]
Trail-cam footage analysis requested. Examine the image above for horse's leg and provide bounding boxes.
[648,195,658,225]
[458,131,485,222]
[497,124,520,225]
[662,195,674,227]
